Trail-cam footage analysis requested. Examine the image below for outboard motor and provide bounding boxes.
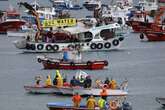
[122,102,132,110]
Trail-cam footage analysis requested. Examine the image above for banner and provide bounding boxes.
[42,18,77,27]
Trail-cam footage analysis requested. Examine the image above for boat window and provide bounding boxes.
[84,32,93,42]
[7,15,20,19]
[100,29,115,40]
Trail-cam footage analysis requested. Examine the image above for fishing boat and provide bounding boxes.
[37,55,108,70]
[155,97,165,106]
[13,22,125,53]
[47,102,100,110]
[83,0,101,11]
[50,0,82,11]
[24,85,60,94]
[24,71,128,96]
[47,97,132,110]
[0,6,26,33]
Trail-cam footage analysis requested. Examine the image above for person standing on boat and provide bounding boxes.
[86,94,97,109]
[72,92,82,108]
[100,88,108,101]
[45,75,52,86]
[104,77,110,86]
[84,75,92,88]
[70,76,79,87]
[98,96,107,110]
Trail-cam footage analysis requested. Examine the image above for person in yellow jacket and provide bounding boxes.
[98,96,106,110]
[86,95,97,109]
[109,79,117,89]
[45,75,52,86]
[56,70,63,87]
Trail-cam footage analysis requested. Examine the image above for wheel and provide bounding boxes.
[119,37,124,41]
[112,39,119,46]
[104,42,111,49]
[37,58,42,63]
[90,43,97,49]
[46,44,53,51]
[37,44,44,50]
[31,44,36,50]
[97,43,103,49]
[52,45,59,52]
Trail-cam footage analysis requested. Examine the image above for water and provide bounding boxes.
[0,0,165,110]
[0,32,165,110]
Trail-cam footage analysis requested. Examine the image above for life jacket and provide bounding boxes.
[45,75,52,86]
[100,88,108,96]
[98,98,106,109]
[86,98,96,109]
[72,95,82,103]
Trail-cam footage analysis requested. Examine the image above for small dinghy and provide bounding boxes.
[155,97,165,106]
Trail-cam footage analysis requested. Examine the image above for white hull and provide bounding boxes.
[60,87,128,96]
[14,37,124,53]
[24,86,60,94]
[24,86,128,96]
[7,31,29,37]
[156,97,165,106]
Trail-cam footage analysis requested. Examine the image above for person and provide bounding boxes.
[70,76,79,87]
[34,75,42,87]
[63,48,69,61]
[53,75,58,85]
[109,78,117,89]
[86,94,97,109]
[72,92,82,108]
[104,77,110,85]
[84,75,92,88]
[98,96,106,110]
[95,79,102,88]
[45,75,52,86]
[100,88,108,101]
[78,75,85,87]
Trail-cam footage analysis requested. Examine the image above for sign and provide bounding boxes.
[42,18,77,27]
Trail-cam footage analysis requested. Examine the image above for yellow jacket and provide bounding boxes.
[86,97,97,109]
[45,75,52,86]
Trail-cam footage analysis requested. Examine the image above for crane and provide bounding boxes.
[18,2,42,42]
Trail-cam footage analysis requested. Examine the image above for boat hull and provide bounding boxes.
[13,37,124,53]
[141,32,165,41]
[47,102,100,110]
[24,86,128,96]
[155,97,165,106]
[0,20,26,33]
[24,86,61,94]
[83,3,99,11]
[41,60,108,70]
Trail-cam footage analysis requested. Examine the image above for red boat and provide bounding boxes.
[0,7,26,33]
[37,56,108,70]
[140,31,165,41]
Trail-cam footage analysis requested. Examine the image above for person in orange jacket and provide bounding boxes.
[72,92,82,108]
[100,88,108,100]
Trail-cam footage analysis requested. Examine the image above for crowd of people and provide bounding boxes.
[72,92,127,110]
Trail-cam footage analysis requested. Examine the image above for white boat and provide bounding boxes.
[136,0,158,11]
[24,85,61,94]
[13,22,125,53]
[59,87,128,96]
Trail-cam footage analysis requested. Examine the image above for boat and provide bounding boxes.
[139,7,165,41]
[50,0,83,11]
[24,71,128,96]
[47,102,100,110]
[24,85,60,94]
[155,97,165,106]
[13,22,125,53]
[83,0,101,11]
[37,55,108,70]
[47,97,132,110]
[0,6,26,33]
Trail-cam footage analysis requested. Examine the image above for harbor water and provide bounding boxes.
[0,0,165,110]
[0,32,165,110]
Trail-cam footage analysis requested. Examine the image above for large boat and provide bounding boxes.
[13,22,125,53]
[155,97,165,106]
[37,55,108,70]
[0,7,26,33]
